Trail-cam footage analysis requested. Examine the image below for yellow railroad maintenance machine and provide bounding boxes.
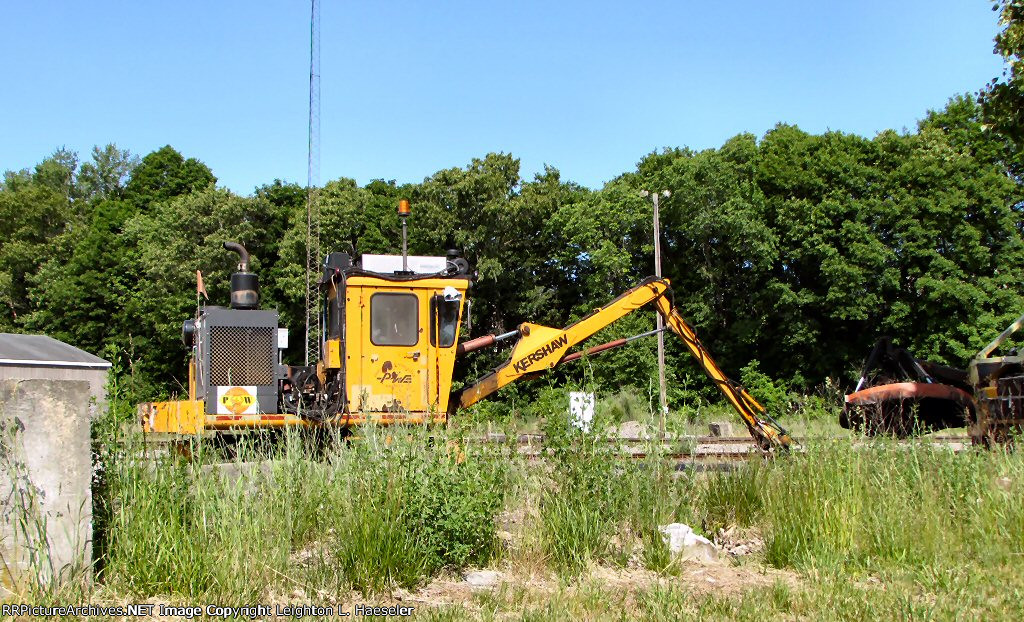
[141,202,792,450]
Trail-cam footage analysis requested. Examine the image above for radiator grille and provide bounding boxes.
[209,325,275,386]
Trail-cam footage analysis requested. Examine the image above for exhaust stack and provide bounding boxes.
[223,241,259,310]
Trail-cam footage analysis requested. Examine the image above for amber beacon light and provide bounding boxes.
[398,199,411,271]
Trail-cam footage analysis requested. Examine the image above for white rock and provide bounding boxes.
[658,523,719,563]
[464,570,502,588]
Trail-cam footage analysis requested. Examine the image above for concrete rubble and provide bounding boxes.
[716,526,765,557]
[616,420,651,440]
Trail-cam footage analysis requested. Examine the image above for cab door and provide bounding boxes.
[357,287,429,417]
[426,290,463,418]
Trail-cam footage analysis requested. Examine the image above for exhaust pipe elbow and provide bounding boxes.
[223,241,250,271]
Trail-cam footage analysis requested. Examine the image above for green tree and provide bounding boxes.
[255,180,308,335]
[24,199,138,359]
[980,0,1024,175]
[416,154,531,334]
[22,145,209,382]
[123,145,216,209]
[77,144,138,202]
[755,125,894,384]
[619,139,784,401]
[877,97,1024,364]
[0,150,80,331]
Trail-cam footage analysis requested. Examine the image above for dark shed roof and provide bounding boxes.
[0,334,111,369]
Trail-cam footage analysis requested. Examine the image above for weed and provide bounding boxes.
[739,359,791,419]
[17,381,1024,619]
[537,395,699,576]
[699,460,765,534]
[96,423,510,599]
[639,526,678,575]
[328,427,509,592]
[596,390,650,425]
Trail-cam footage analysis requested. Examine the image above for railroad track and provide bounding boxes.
[143,431,974,471]
[491,433,974,473]
[469,432,971,450]
[467,432,969,443]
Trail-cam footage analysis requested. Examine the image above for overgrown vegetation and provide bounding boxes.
[426,419,1024,620]
[538,408,693,575]
[74,389,510,602]
[3,386,1021,620]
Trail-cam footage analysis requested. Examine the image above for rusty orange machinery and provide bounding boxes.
[841,313,1024,446]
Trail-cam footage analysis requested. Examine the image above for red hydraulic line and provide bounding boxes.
[559,327,666,364]
[456,329,520,356]
[561,338,628,363]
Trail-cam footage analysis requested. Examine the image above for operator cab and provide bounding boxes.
[283,248,472,424]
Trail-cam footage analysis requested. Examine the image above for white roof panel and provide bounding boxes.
[0,334,111,368]
[360,254,448,275]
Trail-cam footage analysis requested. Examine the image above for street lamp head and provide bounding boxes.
[639,190,649,197]
[662,190,671,198]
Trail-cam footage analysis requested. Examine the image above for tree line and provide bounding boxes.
[2,96,1021,408]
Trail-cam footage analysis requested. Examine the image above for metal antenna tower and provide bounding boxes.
[305,0,321,365]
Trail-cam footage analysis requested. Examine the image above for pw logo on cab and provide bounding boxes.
[377,361,413,384]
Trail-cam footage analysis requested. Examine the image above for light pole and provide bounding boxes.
[640,189,670,439]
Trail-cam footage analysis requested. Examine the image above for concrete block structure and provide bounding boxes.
[0,334,110,589]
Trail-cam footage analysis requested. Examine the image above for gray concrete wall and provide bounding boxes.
[0,366,107,419]
[0,379,93,589]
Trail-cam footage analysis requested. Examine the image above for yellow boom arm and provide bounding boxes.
[452,277,792,450]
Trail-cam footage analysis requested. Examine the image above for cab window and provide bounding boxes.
[371,293,419,346]
[430,295,460,348]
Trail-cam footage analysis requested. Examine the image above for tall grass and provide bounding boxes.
[103,436,298,601]
[758,441,1024,572]
[98,423,510,600]
[537,409,701,575]
[425,431,1024,620]
[328,430,508,592]
[697,438,1024,577]
[534,388,1024,594]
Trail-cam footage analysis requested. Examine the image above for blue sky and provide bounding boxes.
[1,1,1006,195]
